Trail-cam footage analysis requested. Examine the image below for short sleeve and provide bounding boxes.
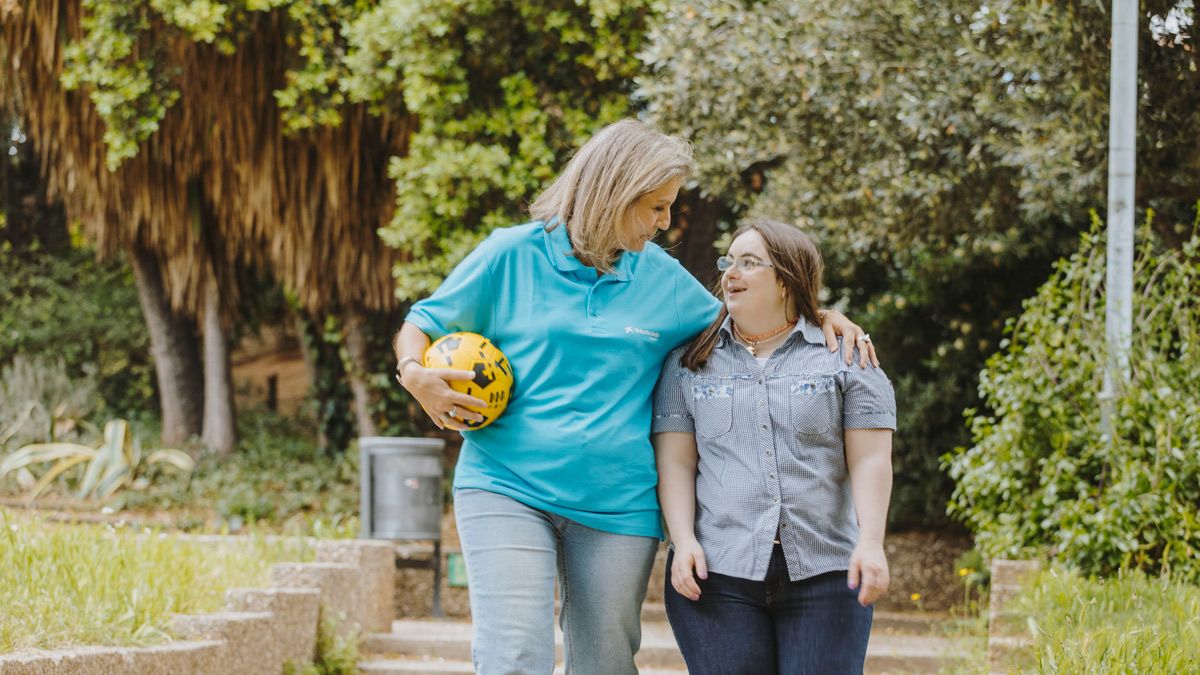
[841,346,898,430]
[673,266,721,342]
[405,236,497,339]
[652,348,694,434]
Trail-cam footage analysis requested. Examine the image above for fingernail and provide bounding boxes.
[699,572,708,579]
[848,582,857,590]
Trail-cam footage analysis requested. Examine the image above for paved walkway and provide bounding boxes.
[357,604,984,674]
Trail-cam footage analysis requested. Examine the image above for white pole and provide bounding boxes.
[1103,0,1138,417]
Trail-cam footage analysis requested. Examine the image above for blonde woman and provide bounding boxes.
[392,121,877,674]
[654,220,895,674]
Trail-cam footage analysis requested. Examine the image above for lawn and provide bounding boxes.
[0,508,312,653]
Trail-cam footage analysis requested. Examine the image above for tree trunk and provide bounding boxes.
[343,307,379,438]
[201,270,237,454]
[128,244,203,446]
[671,189,732,284]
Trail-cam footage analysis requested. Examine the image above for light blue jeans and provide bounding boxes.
[454,488,659,675]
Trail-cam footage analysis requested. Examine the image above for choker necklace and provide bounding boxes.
[732,319,797,356]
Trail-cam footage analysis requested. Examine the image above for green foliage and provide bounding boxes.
[0,246,154,418]
[945,213,1200,579]
[60,0,182,169]
[637,0,1198,526]
[1,419,194,501]
[1016,567,1200,673]
[347,0,655,298]
[59,0,369,167]
[0,356,98,454]
[0,508,312,652]
[122,409,360,530]
[640,1,1198,249]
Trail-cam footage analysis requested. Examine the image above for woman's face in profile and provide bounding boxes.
[622,176,683,251]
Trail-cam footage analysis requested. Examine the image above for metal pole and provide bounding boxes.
[1102,0,1138,423]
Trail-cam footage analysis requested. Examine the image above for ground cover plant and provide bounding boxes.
[1018,567,1200,673]
[0,508,313,653]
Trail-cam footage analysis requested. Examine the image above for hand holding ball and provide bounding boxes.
[423,332,513,429]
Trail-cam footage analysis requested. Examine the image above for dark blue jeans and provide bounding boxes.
[664,546,872,675]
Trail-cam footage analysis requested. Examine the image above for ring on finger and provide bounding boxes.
[856,333,872,343]
[446,406,457,419]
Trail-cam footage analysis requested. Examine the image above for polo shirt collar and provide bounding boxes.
[542,219,634,282]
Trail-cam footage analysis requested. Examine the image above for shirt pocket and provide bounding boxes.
[691,379,734,438]
[788,375,838,436]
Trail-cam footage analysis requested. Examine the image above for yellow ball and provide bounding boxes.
[423,332,514,429]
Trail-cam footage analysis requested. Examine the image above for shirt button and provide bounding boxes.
[757,379,764,385]
[760,423,768,430]
[769,473,776,479]
[765,451,772,456]
[773,497,780,504]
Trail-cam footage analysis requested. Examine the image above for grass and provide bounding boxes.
[0,507,313,653]
[1017,567,1200,673]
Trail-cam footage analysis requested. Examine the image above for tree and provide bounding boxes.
[1,0,413,448]
[637,0,1198,525]
[338,0,659,299]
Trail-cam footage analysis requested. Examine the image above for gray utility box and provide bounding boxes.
[359,436,446,540]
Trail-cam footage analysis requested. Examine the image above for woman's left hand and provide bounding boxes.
[819,309,879,368]
[847,542,889,607]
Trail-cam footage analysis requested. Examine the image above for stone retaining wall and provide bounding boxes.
[987,558,1042,674]
[0,538,393,675]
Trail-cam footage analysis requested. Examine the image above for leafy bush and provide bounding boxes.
[1016,568,1200,673]
[0,246,153,417]
[122,410,360,532]
[945,212,1200,579]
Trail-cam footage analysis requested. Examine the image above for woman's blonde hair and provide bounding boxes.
[529,119,692,273]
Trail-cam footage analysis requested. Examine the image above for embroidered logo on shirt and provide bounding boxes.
[790,380,834,396]
[692,383,734,400]
[624,326,660,342]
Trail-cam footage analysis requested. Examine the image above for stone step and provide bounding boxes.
[630,603,947,634]
[359,619,983,673]
[359,656,685,674]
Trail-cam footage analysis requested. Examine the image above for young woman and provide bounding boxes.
[392,121,877,674]
[653,220,895,675]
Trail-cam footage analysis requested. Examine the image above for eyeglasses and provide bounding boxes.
[716,255,775,272]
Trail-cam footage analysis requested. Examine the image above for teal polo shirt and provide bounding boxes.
[406,221,720,537]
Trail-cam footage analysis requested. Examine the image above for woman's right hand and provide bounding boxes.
[670,538,708,602]
[401,363,487,431]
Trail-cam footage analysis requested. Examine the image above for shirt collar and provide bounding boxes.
[718,314,827,347]
[542,219,634,282]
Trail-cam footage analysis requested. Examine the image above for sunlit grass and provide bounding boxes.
[1019,567,1200,673]
[0,508,312,653]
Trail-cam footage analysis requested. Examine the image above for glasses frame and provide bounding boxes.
[716,255,776,273]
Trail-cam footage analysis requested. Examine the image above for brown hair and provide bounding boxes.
[529,119,692,273]
[680,220,824,371]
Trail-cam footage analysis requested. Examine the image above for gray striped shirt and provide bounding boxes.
[652,317,897,582]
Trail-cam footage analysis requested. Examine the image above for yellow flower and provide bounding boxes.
[910,593,921,601]
[958,567,971,577]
